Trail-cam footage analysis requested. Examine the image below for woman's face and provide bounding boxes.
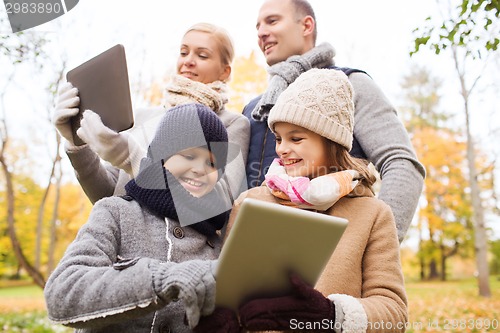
[177,30,231,84]
[163,147,218,198]
[274,122,329,178]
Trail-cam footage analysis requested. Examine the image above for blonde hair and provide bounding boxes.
[184,22,235,67]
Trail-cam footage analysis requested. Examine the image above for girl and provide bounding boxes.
[198,69,408,333]
[45,103,231,333]
[53,22,249,203]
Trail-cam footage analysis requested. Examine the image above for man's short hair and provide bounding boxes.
[291,0,317,43]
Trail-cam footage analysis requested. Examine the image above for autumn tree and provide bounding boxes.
[414,127,474,281]
[401,65,475,281]
[0,142,39,278]
[411,0,499,296]
[226,51,268,113]
[1,25,50,287]
[399,65,449,132]
[0,139,91,277]
[490,239,500,275]
[0,20,90,287]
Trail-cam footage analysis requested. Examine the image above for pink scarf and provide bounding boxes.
[265,158,359,211]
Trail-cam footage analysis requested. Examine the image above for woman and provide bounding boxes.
[53,22,249,203]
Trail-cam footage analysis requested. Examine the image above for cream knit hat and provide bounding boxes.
[268,68,355,150]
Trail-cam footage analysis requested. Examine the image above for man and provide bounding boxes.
[243,0,426,243]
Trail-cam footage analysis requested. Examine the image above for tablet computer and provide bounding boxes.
[216,198,348,310]
[66,44,134,146]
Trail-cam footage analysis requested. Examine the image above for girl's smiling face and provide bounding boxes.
[163,147,218,198]
[274,122,329,178]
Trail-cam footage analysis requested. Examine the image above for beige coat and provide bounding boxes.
[226,185,408,333]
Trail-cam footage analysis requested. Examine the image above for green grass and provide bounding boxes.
[0,285,43,298]
[0,283,70,333]
[0,311,71,333]
[405,276,500,332]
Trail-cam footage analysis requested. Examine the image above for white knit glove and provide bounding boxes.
[76,110,142,176]
[150,259,217,329]
[52,82,80,146]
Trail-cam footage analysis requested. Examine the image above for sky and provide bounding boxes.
[1,0,447,160]
[2,0,497,132]
[2,0,443,101]
[62,0,442,99]
[1,0,499,243]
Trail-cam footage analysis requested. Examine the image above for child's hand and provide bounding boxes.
[238,272,335,331]
[193,307,240,333]
[150,259,217,328]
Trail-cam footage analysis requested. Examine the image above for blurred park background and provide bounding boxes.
[1,0,499,331]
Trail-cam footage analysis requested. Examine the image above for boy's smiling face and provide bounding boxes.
[163,146,218,198]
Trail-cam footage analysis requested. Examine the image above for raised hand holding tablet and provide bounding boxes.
[77,110,136,175]
[52,82,80,146]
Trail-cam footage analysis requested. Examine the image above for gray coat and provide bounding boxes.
[44,196,221,333]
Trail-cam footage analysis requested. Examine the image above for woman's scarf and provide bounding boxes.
[125,163,229,236]
[165,74,228,114]
[252,43,336,121]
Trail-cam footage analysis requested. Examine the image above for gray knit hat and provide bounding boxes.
[147,103,228,170]
[135,103,228,190]
[268,68,354,150]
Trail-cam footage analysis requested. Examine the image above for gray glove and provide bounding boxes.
[52,82,80,146]
[150,259,217,329]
